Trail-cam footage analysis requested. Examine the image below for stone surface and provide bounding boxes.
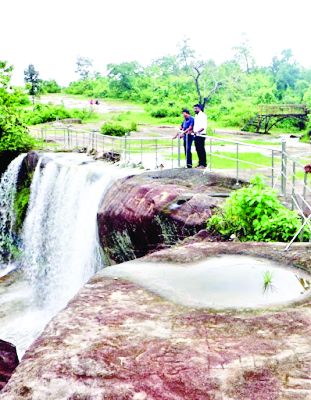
[97,170,241,263]
[16,151,39,190]
[0,340,19,391]
[1,242,310,400]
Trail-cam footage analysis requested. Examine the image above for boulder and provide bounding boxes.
[0,340,19,391]
[97,169,233,263]
[16,151,39,190]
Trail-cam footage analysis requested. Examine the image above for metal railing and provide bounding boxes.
[30,125,311,247]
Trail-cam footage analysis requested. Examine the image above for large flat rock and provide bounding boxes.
[1,242,311,400]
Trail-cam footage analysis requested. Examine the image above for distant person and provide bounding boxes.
[95,99,100,105]
[174,108,194,168]
[89,99,94,105]
[193,104,207,169]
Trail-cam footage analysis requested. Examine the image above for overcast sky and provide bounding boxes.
[2,0,311,86]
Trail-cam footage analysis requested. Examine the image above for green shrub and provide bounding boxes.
[100,123,129,136]
[100,120,137,136]
[300,131,310,143]
[22,104,95,125]
[150,105,182,118]
[207,176,309,242]
[130,121,137,131]
[0,106,35,151]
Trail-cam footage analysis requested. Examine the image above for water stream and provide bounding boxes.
[0,154,26,267]
[0,153,133,357]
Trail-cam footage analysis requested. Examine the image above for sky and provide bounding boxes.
[1,0,311,86]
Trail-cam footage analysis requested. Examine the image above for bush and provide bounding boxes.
[207,176,309,242]
[0,106,35,151]
[22,104,96,125]
[100,123,129,136]
[150,105,182,118]
[300,130,311,143]
[100,120,138,136]
[41,80,61,93]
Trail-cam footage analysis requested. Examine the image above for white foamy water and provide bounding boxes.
[0,154,26,265]
[0,153,135,357]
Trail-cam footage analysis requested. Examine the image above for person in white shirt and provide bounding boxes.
[193,104,207,168]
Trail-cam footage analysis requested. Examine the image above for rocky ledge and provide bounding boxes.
[1,241,310,400]
[97,169,243,263]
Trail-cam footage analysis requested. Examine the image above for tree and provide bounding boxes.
[177,38,222,110]
[107,62,142,98]
[271,49,300,96]
[41,79,61,93]
[75,56,93,80]
[24,64,41,104]
[233,34,255,74]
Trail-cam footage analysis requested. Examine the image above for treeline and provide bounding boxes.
[63,43,311,131]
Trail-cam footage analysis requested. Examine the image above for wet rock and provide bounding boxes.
[97,169,229,262]
[16,151,39,190]
[95,151,121,163]
[1,242,310,399]
[0,340,19,391]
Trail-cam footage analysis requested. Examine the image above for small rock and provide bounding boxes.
[0,339,19,391]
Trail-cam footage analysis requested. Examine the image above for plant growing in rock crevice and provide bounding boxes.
[207,176,309,242]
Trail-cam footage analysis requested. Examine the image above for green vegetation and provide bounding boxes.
[207,176,309,242]
[63,44,311,135]
[14,186,30,230]
[263,270,273,292]
[22,103,97,125]
[0,61,35,152]
[24,64,41,104]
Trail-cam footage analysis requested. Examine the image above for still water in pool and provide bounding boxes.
[101,255,311,309]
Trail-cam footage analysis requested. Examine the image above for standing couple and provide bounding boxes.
[174,104,207,169]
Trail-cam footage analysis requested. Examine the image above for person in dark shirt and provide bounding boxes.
[174,109,195,168]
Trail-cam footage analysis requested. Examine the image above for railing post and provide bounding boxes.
[209,137,212,172]
[171,139,174,169]
[236,143,239,185]
[271,150,275,187]
[281,139,287,196]
[291,161,296,210]
[155,138,158,168]
[177,133,181,168]
[302,172,307,203]
[124,134,127,163]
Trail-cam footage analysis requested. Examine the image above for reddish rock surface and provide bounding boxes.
[1,242,310,400]
[97,170,239,263]
[0,340,19,391]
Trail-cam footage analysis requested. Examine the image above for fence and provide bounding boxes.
[30,125,310,248]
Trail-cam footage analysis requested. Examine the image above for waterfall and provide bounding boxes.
[0,153,134,356]
[0,154,26,267]
[22,154,117,310]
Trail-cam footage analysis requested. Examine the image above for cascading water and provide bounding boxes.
[22,154,105,309]
[0,154,26,269]
[0,153,133,357]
